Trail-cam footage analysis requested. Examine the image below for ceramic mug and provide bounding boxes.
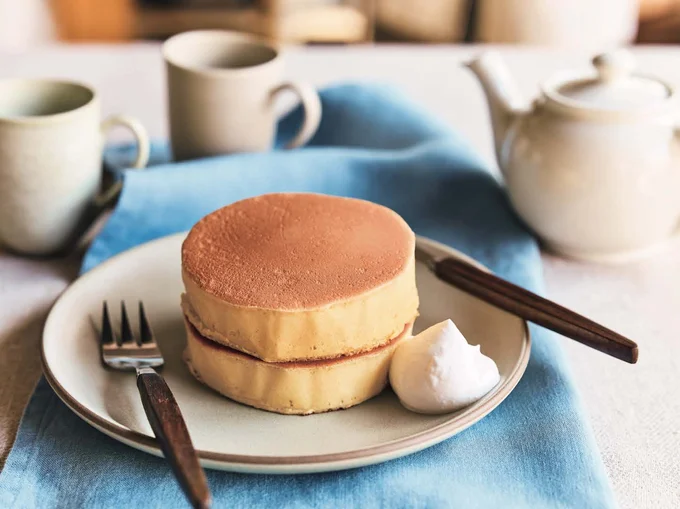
[163,30,322,161]
[474,0,638,47]
[0,79,150,255]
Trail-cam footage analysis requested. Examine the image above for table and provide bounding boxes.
[1,44,678,508]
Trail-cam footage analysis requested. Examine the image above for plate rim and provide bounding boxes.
[41,233,531,473]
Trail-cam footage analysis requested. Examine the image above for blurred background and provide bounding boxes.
[0,0,679,50]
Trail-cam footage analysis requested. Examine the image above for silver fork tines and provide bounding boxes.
[100,301,164,371]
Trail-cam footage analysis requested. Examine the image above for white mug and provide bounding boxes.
[163,30,322,161]
[0,79,150,255]
[474,0,638,47]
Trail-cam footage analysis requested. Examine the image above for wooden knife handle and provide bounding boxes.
[434,257,639,364]
[137,368,211,509]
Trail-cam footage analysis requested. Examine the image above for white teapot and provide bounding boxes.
[467,50,680,262]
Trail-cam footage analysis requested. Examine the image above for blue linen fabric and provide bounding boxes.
[0,84,615,509]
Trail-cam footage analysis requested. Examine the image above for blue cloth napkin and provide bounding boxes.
[0,84,615,508]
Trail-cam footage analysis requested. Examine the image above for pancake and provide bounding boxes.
[181,193,419,362]
[183,317,414,415]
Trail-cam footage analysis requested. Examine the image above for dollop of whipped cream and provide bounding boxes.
[389,319,500,414]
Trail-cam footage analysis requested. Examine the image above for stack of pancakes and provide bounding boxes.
[181,193,419,415]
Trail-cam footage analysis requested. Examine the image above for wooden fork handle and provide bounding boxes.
[136,368,212,509]
[434,257,639,364]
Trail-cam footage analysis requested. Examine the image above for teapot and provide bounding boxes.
[466,50,680,262]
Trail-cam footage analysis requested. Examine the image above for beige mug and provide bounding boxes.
[0,79,150,256]
[474,0,638,47]
[163,30,322,161]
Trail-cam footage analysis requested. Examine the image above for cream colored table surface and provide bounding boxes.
[1,45,679,507]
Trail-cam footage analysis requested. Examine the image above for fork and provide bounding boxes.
[101,301,211,509]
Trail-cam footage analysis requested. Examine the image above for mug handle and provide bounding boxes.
[272,82,322,149]
[94,115,151,207]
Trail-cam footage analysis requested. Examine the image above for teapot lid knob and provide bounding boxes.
[548,49,670,113]
[593,50,636,83]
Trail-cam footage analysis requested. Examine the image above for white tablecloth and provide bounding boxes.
[0,44,678,508]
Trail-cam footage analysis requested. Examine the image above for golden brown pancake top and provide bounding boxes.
[182,193,415,309]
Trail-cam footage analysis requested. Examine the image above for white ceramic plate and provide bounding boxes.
[42,234,530,474]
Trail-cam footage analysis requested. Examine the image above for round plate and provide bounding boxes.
[42,234,530,474]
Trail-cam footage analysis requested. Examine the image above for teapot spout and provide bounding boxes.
[465,52,529,161]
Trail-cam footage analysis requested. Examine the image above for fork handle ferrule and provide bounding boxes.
[136,369,212,509]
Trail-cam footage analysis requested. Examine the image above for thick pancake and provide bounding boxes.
[183,317,414,415]
[181,193,419,361]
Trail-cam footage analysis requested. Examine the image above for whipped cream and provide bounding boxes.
[389,319,500,414]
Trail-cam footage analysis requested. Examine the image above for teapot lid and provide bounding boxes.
[545,50,673,117]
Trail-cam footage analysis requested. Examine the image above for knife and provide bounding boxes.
[415,243,638,364]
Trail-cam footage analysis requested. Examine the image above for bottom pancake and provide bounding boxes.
[183,318,413,415]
